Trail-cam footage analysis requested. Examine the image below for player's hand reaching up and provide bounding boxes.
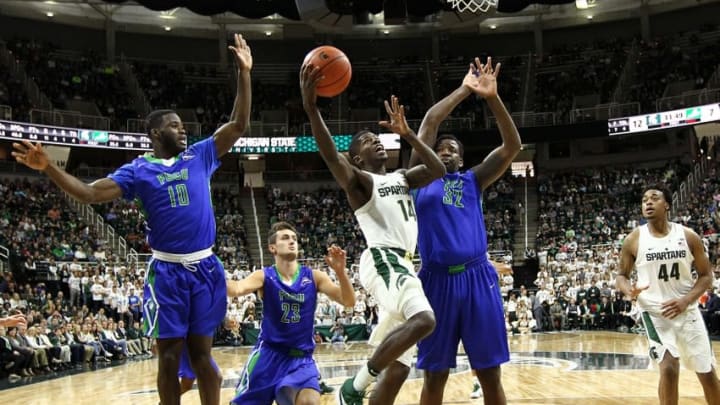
[12,140,49,171]
[228,33,252,72]
[379,95,412,137]
[325,245,348,275]
[463,56,501,99]
[300,64,322,109]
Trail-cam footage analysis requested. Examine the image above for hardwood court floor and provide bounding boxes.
[3,331,719,404]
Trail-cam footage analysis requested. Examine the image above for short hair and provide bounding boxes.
[145,109,175,136]
[348,129,374,161]
[434,134,464,156]
[268,221,297,245]
[642,183,673,208]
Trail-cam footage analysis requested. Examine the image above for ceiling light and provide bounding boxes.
[46,11,54,17]
[490,24,497,30]
[44,1,57,4]
[163,26,172,31]
[382,29,390,35]
[264,31,272,37]
[586,15,593,20]
[576,0,588,9]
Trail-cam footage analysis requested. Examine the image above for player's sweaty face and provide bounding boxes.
[435,140,462,172]
[272,230,298,257]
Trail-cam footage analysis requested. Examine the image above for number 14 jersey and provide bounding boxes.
[635,222,695,315]
[354,171,418,254]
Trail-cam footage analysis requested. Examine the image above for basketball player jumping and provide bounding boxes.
[12,32,252,405]
[228,223,355,404]
[617,184,720,405]
[409,57,520,405]
[300,63,446,405]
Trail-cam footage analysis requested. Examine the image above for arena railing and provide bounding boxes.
[126,118,202,137]
[656,89,720,112]
[30,108,110,130]
[486,111,556,129]
[673,154,710,209]
[0,104,11,120]
[570,102,640,123]
[302,117,472,136]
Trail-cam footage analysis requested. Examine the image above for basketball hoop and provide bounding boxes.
[446,0,497,13]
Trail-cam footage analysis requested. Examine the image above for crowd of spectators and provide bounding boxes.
[7,38,138,129]
[0,64,33,122]
[629,28,720,113]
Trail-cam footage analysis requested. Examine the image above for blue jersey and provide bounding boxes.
[108,137,220,253]
[413,170,488,269]
[258,264,317,354]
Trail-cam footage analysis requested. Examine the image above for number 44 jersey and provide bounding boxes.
[635,222,695,315]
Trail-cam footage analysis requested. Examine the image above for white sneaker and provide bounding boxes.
[470,383,482,399]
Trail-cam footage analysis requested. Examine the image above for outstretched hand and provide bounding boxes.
[11,140,49,171]
[324,245,347,275]
[228,33,253,72]
[463,56,501,99]
[0,314,27,328]
[379,95,412,136]
[300,64,323,109]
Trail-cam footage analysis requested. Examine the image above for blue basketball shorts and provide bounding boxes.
[142,254,227,339]
[416,257,510,371]
[231,342,320,405]
[178,344,220,380]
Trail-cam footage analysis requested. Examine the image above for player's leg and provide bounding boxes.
[292,388,321,405]
[464,262,509,405]
[187,256,227,405]
[420,370,450,405]
[657,351,680,405]
[681,308,720,404]
[180,377,195,395]
[230,346,280,405]
[276,357,322,405]
[417,269,462,405]
[156,338,185,405]
[370,361,410,405]
[144,259,192,405]
[341,249,434,405]
[696,368,720,404]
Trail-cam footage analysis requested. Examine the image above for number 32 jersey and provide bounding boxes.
[108,137,220,254]
[635,222,695,315]
[354,171,418,254]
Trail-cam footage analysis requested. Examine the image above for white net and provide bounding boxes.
[446,0,497,13]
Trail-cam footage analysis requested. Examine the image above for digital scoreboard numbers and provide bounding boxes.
[609,103,719,135]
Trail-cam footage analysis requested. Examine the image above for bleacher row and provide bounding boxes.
[0,22,718,135]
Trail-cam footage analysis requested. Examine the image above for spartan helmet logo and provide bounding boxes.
[649,347,659,360]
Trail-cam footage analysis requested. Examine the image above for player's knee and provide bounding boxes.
[424,370,450,387]
[659,359,680,378]
[475,366,501,385]
[409,310,436,338]
[385,362,411,384]
[294,397,318,405]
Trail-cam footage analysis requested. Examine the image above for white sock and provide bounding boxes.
[353,363,378,391]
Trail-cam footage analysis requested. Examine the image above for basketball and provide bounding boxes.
[302,45,352,98]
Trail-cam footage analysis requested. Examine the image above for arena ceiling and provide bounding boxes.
[0,0,716,39]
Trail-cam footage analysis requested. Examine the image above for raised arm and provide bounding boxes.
[467,57,521,190]
[616,229,647,299]
[213,33,253,157]
[378,95,445,188]
[227,270,265,297]
[300,64,358,190]
[12,140,122,204]
[408,69,474,168]
[314,245,355,308]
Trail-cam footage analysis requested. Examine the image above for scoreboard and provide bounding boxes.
[0,119,401,153]
[608,103,720,135]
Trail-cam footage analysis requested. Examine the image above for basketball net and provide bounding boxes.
[446,0,497,13]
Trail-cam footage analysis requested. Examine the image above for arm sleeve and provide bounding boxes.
[107,162,136,201]
[189,137,221,174]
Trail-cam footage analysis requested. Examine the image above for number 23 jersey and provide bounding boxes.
[635,222,695,315]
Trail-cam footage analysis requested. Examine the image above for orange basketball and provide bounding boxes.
[302,45,352,98]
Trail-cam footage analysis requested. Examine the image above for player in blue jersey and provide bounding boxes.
[226,222,355,405]
[12,33,253,405]
[409,57,521,405]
